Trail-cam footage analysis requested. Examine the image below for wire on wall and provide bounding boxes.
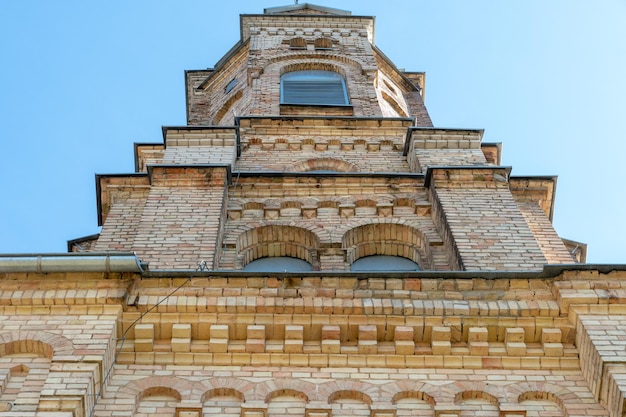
[87,262,205,417]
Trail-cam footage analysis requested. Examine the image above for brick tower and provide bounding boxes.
[1,3,625,417]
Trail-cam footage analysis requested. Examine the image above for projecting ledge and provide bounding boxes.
[424,166,512,188]
[146,164,232,187]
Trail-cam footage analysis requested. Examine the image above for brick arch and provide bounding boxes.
[454,390,500,407]
[507,382,578,414]
[139,386,182,402]
[288,157,359,173]
[202,388,245,403]
[265,389,309,403]
[281,61,347,78]
[236,224,324,269]
[117,376,202,404]
[391,389,437,417]
[381,380,440,405]
[0,331,74,359]
[318,380,379,403]
[518,391,565,415]
[265,53,365,74]
[391,391,436,406]
[328,390,372,405]
[225,220,332,246]
[434,381,505,406]
[254,379,317,402]
[340,221,432,270]
[381,90,408,117]
[200,377,257,403]
[215,89,243,125]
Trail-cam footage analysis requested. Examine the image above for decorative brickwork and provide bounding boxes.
[1,3,616,417]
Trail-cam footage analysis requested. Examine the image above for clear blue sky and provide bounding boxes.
[1,1,625,263]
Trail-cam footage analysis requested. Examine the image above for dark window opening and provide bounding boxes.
[281,70,349,106]
[351,255,420,272]
[243,256,313,272]
[224,78,237,94]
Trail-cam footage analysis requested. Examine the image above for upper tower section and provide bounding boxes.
[185,3,432,126]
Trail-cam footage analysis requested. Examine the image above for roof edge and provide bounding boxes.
[263,3,351,16]
[0,253,144,273]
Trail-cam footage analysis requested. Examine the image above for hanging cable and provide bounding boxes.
[86,263,203,417]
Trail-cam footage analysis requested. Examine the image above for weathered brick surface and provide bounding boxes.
[1,269,624,416]
[95,199,145,252]
[186,45,250,126]
[576,314,626,417]
[407,129,488,173]
[0,306,120,415]
[186,11,430,125]
[93,366,604,417]
[4,4,612,417]
[429,168,548,271]
[518,201,574,264]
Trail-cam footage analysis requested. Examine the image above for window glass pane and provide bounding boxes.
[243,256,313,272]
[224,78,237,93]
[281,70,348,105]
[351,255,420,271]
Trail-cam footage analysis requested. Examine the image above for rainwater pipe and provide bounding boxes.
[0,253,144,273]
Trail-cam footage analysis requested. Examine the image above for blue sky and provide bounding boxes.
[0,1,625,263]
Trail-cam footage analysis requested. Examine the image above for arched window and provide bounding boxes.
[281,70,349,106]
[243,256,312,272]
[351,255,420,272]
[342,224,430,270]
[236,225,320,271]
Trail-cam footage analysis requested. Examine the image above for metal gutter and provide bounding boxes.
[238,115,413,123]
[0,253,144,273]
[138,264,626,280]
[234,171,425,179]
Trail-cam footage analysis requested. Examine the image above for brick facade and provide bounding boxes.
[1,3,622,417]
